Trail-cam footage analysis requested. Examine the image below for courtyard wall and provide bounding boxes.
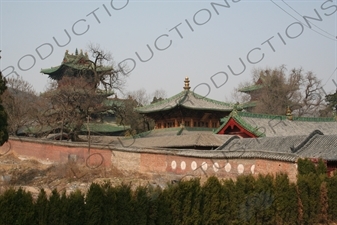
[0,137,298,182]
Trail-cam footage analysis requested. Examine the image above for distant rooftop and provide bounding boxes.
[218,131,337,161]
[136,77,244,113]
[41,49,112,80]
[238,84,263,93]
[216,110,337,137]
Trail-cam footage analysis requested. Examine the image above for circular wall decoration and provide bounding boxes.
[191,161,197,170]
[171,160,177,170]
[201,162,208,171]
[225,163,231,172]
[86,153,104,169]
[238,164,244,174]
[181,161,186,170]
[213,162,219,172]
[251,165,255,174]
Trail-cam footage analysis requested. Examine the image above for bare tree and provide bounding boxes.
[113,88,163,134]
[0,51,9,145]
[2,76,40,135]
[110,88,167,134]
[39,45,128,141]
[122,88,168,106]
[124,88,150,107]
[87,43,128,92]
[253,67,302,115]
[296,71,326,116]
[227,80,252,103]
[320,90,337,117]
[112,96,152,134]
[41,76,110,141]
[233,66,326,116]
[150,89,167,104]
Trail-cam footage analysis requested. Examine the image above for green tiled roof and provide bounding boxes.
[41,50,112,76]
[231,113,266,137]
[216,111,337,137]
[136,90,240,113]
[235,111,335,122]
[238,84,263,92]
[41,66,62,74]
[215,111,266,137]
[41,64,112,75]
[81,123,129,133]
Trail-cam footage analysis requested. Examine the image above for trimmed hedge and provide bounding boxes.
[0,159,335,225]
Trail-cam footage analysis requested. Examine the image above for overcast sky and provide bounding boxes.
[1,0,336,102]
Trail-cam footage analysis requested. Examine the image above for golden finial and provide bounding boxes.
[286,106,293,120]
[183,77,190,90]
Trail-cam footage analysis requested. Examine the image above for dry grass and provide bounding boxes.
[0,153,156,198]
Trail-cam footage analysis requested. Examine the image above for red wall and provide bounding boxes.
[0,138,298,182]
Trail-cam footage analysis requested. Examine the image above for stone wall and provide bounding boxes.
[0,137,298,182]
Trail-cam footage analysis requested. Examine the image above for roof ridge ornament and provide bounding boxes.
[290,129,324,153]
[183,77,191,90]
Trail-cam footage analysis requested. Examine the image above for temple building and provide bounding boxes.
[124,103,337,174]
[215,109,337,138]
[41,49,112,88]
[237,75,264,112]
[38,49,127,137]
[136,77,243,129]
